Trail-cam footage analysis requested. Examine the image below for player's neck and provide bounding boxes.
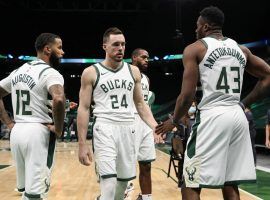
[206,30,223,40]
[103,59,122,70]
[37,54,50,65]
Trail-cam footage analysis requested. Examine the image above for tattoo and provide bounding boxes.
[49,84,65,134]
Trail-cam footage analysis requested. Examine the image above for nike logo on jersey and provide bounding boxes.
[101,72,108,75]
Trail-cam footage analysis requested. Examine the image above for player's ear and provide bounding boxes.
[44,45,52,55]
[102,44,106,51]
[203,23,210,32]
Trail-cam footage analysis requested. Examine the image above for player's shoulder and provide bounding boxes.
[40,66,61,78]
[83,65,98,74]
[129,64,139,72]
[81,65,98,82]
[183,40,205,55]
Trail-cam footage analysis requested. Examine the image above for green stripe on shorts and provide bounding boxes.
[187,110,201,159]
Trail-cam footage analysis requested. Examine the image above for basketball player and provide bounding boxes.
[0,33,65,200]
[156,6,270,200]
[77,27,162,200]
[128,48,156,200]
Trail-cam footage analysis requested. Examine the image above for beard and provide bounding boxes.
[49,52,61,68]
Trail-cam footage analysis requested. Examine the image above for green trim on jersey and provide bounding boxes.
[199,39,208,49]
[99,62,124,73]
[31,62,50,66]
[92,65,100,90]
[187,110,201,159]
[47,132,56,169]
[206,35,228,41]
[127,63,135,83]
[39,66,52,79]
[117,176,136,181]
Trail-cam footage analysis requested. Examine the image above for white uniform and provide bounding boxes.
[184,37,256,188]
[0,59,64,198]
[133,73,156,162]
[92,62,136,181]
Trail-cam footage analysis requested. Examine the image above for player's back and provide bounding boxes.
[198,37,246,110]
[10,59,61,123]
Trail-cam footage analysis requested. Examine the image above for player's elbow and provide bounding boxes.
[53,94,65,107]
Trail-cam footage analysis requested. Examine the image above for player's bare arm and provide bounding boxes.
[156,42,200,135]
[240,45,270,107]
[0,87,14,129]
[266,124,270,148]
[77,66,96,166]
[48,84,65,137]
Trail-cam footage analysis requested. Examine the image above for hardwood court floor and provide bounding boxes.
[0,140,259,200]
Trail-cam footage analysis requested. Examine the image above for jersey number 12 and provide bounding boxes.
[15,90,32,115]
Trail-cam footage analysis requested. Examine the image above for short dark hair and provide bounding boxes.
[103,27,123,44]
[200,6,224,28]
[35,33,60,52]
[131,48,146,58]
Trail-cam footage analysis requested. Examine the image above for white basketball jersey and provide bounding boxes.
[0,59,64,123]
[198,37,246,110]
[92,62,135,122]
[133,73,149,113]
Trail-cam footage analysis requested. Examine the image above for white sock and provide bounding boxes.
[142,194,152,200]
[100,177,117,200]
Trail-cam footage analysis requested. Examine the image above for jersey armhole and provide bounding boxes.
[92,64,100,90]
[127,63,136,83]
[199,39,208,49]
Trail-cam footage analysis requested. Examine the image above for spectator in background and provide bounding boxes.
[245,106,257,164]
[265,109,270,148]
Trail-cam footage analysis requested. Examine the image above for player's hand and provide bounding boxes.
[7,122,15,130]
[78,143,92,166]
[155,119,175,135]
[46,124,62,137]
[266,140,270,149]
[153,132,164,144]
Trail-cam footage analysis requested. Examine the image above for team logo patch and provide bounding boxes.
[185,166,196,181]
[184,157,200,187]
